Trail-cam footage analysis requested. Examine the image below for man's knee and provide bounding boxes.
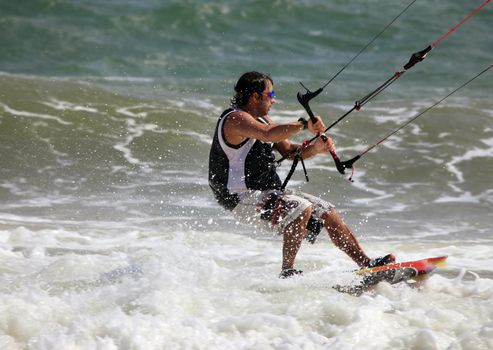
[322,208,342,227]
[300,206,313,223]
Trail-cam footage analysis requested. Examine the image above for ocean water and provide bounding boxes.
[0,0,492,349]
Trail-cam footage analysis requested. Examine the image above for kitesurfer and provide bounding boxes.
[208,71,395,278]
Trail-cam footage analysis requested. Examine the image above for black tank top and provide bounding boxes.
[208,108,282,210]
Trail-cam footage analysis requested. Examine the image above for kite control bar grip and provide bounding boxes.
[297,85,348,175]
[403,45,432,70]
[297,86,323,123]
[297,85,328,141]
[330,152,361,175]
[339,154,361,171]
[329,151,346,175]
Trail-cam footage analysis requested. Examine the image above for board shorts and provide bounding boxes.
[231,189,335,241]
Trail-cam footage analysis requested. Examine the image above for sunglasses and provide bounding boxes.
[262,90,276,99]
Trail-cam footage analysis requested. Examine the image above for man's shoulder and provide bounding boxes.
[228,109,249,118]
[224,109,254,124]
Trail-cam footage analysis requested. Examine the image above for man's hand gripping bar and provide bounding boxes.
[297,84,352,176]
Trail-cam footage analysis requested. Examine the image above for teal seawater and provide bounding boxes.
[0,0,490,98]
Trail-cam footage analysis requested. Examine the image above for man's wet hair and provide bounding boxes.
[231,71,273,108]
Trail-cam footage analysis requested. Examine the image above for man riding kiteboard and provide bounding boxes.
[208,71,395,278]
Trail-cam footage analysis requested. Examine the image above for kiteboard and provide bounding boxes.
[334,255,447,296]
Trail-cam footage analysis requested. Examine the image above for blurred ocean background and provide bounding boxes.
[0,1,492,349]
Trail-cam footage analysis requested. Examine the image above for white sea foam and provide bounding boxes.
[0,226,492,350]
[0,102,72,125]
[41,98,99,113]
[101,76,155,83]
[167,98,222,117]
[116,105,155,118]
[434,191,481,204]
[112,114,158,167]
[444,137,493,186]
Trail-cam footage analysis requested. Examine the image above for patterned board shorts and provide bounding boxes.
[231,189,335,239]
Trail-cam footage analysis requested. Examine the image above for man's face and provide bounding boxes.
[256,80,276,116]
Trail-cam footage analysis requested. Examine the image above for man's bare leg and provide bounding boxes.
[282,207,312,270]
[322,209,372,268]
